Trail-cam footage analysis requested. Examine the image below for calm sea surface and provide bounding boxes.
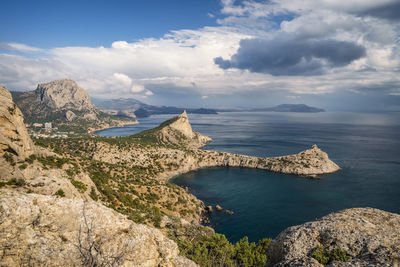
[97,111,400,242]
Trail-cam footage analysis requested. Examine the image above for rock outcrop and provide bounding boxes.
[10,79,137,129]
[135,111,212,149]
[36,79,96,111]
[267,208,400,266]
[0,85,34,159]
[0,191,196,266]
[162,111,212,148]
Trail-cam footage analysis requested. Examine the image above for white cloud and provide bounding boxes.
[131,84,145,93]
[0,42,42,52]
[201,95,208,99]
[113,73,132,86]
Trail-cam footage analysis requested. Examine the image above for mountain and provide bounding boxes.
[256,104,325,113]
[11,79,137,131]
[92,97,218,118]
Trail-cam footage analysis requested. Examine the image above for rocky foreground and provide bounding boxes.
[268,208,400,266]
[0,191,195,267]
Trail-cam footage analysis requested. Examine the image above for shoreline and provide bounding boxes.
[90,120,139,135]
[156,146,341,183]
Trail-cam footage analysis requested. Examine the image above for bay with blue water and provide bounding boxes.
[97,111,400,243]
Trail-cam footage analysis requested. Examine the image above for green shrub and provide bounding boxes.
[3,178,26,187]
[311,246,351,265]
[89,186,98,201]
[19,163,28,170]
[55,189,65,197]
[178,234,271,267]
[71,180,87,192]
[3,152,15,165]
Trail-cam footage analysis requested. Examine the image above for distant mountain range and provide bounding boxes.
[92,98,325,117]
[92,97,218,118]
[252,104,325,113]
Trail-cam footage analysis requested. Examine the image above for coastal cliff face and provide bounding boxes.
[267,208,400,266]
[0,85,34,160]
[0,191,196,267]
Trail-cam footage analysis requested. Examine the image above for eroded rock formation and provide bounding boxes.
[0,85,34,159]
[267,208,400,266]
[0,191,196,267]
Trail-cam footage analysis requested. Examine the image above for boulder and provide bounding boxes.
[205,206,213,213]
[267,208,400,266]
[215,205,223,211]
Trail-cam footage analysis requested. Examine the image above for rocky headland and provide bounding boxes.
[88,111,340,180]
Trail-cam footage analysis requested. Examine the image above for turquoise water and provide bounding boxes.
[98,111,400,242]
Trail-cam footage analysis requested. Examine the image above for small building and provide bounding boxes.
[32,123,43,127]
[44,122,52,129]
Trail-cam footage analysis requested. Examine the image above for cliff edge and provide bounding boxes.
[267,208,400,266]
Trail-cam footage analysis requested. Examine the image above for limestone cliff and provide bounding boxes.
[267,208,400,266]
[0,85,34,159]
[160,111,212,148]
[11,79,137,129]
[36,79,96,111]
[0,190,196,266]
[133,111,212,149]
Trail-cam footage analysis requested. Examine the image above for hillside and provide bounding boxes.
[11,79,137,132]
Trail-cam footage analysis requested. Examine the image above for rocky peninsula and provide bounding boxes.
[89,111,340,180]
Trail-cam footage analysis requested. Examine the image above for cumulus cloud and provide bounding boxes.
[113,73,132,86]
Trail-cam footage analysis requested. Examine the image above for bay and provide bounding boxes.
[98,111,400,242]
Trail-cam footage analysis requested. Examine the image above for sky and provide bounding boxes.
[0,0,399,111]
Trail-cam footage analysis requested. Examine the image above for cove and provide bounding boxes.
[172,167,341,242]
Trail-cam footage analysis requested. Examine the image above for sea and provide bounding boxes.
[96,111,400,243]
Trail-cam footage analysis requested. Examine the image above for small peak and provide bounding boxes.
[180,110,188,118]
[312,144,319,149]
